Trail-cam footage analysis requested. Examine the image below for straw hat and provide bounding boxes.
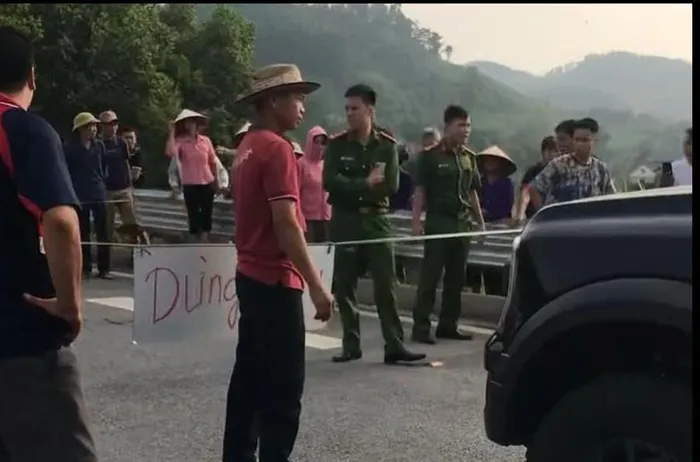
[173,109,208,125]
[98,110,118,124]
[235,64,320,105]
[72,112,100,131]
[476,145,517,176]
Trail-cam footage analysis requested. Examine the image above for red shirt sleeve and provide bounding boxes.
[263,138,299,202]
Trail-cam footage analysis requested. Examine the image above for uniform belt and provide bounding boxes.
[359,206,388,214]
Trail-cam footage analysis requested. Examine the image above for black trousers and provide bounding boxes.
[0,348,98,462]
[78,201,110,274]
[304,220,329,243]
[222,273,306,462]
[466,266,506,296]
[182,183,215,235]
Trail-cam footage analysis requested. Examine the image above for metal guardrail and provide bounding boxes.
[132,189,517,268]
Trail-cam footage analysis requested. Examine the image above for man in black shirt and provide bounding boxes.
[0,26,98,462]
[515,135,557,221]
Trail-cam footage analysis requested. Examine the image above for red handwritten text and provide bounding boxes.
[142,255,239,330]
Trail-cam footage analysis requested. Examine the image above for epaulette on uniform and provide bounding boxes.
[376,129,397,144]
[329,130,348,141]
[462,146,477,157]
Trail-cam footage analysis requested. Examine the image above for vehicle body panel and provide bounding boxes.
[483,186,693,446]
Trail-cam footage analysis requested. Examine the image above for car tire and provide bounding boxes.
[525,374,691,462]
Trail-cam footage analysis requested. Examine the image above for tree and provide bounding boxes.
[0,4,255,187]
[444,45,453,61]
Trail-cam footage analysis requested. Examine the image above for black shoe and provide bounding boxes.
[97,272,113,280]
[384,350,427,365]
[331,352,362,363]
[435,329,473,341]
[410,332,436,345]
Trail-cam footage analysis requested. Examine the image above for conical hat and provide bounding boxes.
[173,109,207,124]
[235,64,320,104]
[477,145,517,176]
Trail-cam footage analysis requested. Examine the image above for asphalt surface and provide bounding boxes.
[77,277,525,462]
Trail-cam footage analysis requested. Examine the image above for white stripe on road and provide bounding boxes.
[85,295,343,351]
[304,333,342,350]
[107,271,495,336]
[86,296,134,311]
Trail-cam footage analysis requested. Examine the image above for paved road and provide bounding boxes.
[77,277,525,462]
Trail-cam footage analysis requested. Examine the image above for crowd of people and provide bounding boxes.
[62,110,144,279]
[0,24,692,462]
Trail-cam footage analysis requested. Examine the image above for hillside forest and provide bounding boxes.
[0,3,691,188]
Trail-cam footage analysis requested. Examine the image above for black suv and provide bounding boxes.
[484,187,693,462]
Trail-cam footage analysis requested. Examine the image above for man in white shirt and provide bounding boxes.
[671,127,692,186]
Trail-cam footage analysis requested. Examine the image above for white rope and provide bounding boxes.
[80,227,522,248]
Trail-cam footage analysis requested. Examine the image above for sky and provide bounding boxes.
[401,4,693,75]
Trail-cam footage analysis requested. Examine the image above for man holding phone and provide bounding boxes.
[323,84,426,365]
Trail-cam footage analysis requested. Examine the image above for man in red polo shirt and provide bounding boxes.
[223,64,333,462]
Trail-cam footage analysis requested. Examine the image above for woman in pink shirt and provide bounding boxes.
[297,125,330,242]
[165,109,219,242]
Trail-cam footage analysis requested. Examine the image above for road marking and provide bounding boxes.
[359,309,495,336]
[87,296,134,311]
[107,272,495,336]
[304,333,342,350]
[85,295,342,350]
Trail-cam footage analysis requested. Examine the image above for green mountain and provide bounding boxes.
[196,4,556,167]
[196,4,688,177]
[470,52,692,122]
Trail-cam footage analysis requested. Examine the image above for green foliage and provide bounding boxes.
[2,3,685,190]
[0,4,254,188]
[197,3,687,181]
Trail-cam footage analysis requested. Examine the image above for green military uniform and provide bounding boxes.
[411,140,481,339]
[323,128,405,356]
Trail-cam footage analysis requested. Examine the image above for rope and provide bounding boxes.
[80,227,522,248]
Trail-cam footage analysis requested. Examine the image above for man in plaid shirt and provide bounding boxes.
[530,118,616,209]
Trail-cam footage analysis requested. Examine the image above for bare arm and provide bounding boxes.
[43,206,82,310]
[515,185,531,219]
[164,129,178,157]
[264,139,324,289]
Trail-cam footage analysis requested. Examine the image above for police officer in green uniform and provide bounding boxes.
[410,105,486,344]
[323,84,426,365]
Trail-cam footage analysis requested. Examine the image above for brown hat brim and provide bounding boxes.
[477,154,517,176]
[235,81,321,105]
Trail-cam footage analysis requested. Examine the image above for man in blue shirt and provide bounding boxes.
[99,110,138,253]
[64,112,111,279]
[0,26,98,461]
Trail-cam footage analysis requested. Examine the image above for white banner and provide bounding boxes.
[132,245,335,344]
